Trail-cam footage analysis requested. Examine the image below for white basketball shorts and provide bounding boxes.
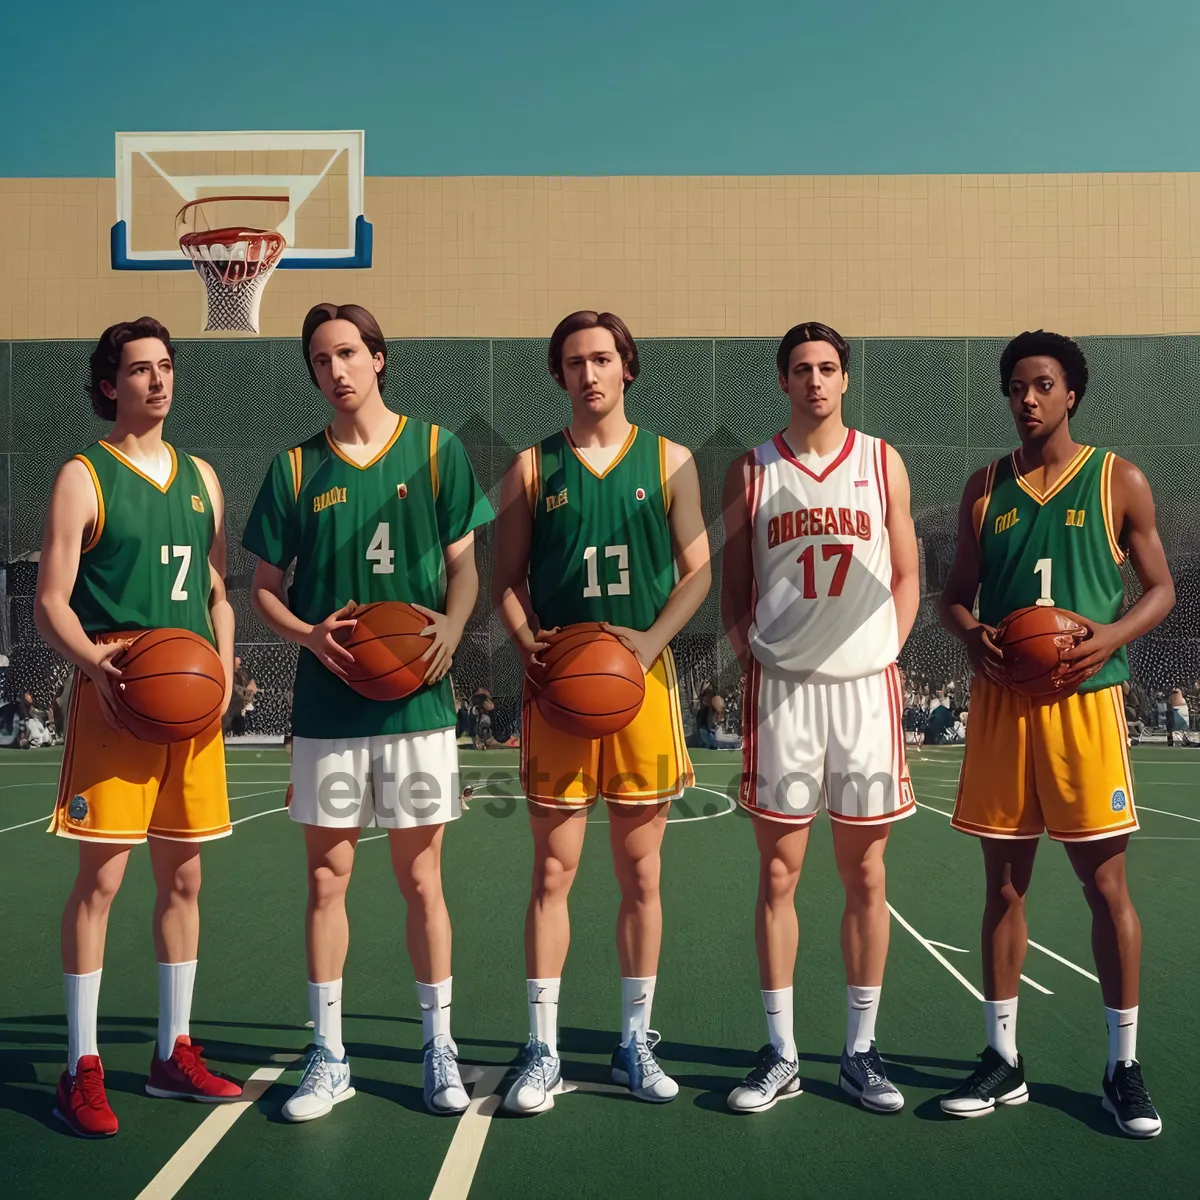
[739,660,915,826]
[289,728,462,830]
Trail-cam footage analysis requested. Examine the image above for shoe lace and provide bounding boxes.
[746,1046,792,1091]
[428,1041,458,1091]
[518,1040,556,1090]
[631,1036,664,1083]
[1117,1063,1152,1109]
[298,1048,332,1095]
[856,1047,887,1087]
[77,1064,108,1110]
[173,1041,210,1085]
[965,1050,1008,1091]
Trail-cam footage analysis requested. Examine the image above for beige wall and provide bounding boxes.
[1,172,1197,340]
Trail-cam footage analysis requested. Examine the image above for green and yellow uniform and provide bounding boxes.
[954,445,1137,842]
[49,441,230,844]
[519,426,692,807]
[241,416,492,740]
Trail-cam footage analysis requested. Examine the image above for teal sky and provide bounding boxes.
[4,0,1199,176]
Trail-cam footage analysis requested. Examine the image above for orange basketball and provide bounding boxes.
[333,601,433,701]
[533,622,646,738]
[112,628,226,743]
[994,605,1089,699]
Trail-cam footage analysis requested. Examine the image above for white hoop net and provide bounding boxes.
[180,233,285,334]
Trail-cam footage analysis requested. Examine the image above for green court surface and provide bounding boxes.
[2,745,1197,1199]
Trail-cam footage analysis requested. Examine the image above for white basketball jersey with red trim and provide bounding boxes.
[747,428,897,683]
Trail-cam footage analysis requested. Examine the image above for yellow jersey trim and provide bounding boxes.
[324,414,408,471]
[975,460,997,541]
[98,440,178,494]
[1011,444,1094,506]
[659,437,671,517]
[75,455,106,553]
[430,424,441,501]
[287,447,303,501]
[1100,452,1125,565]
[564,424,638,480]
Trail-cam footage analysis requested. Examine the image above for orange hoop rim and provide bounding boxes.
[175,194,290,225]
[179,226,286,255]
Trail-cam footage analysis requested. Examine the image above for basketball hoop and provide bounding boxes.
[177,196,288,334]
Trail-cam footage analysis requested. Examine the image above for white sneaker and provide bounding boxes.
[503,1039,563,1114]
[281,1046,355,1123]
[727,1044,802,1113]
[424,1035,470,1114]
[610,1031,678,1102]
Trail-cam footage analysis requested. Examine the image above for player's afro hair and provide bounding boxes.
[999,330,1089,414]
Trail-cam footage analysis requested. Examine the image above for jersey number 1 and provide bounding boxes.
[796,543,853,598]
[1034,557,1054,607]
[582,545,630,597]
[161,545,191,601]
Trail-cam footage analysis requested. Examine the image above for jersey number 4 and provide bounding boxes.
[366,522,396,574]
[161,545,191,601]
[796,543,853,598]
[582,545,630,597]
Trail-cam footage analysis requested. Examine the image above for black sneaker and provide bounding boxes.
[1102,1060,1162,1138]
[939,1045,1029,1117]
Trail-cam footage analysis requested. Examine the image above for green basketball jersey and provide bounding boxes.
[242,416,493,739]
[528,426,674,632]
[977,445,1128,693]
[70,442,216,643]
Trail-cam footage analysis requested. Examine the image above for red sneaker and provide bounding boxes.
[54,1055,119,1138]
[146,1036,243,1102]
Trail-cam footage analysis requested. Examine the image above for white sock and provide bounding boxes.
[1106,1005,1138,1074]
[985,998,1019,1067]
[64,969,102,1075]
[620,976,656,1047]
[157,960,197,1061]
[527,978,560,1058]
[309,979,345,1060]
[417,977,452,1045]
[762,987,796,1061]
[846,985,882,1055]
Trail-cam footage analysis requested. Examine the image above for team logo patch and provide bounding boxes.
[854,479,869,487]
[190,495,205,513]
[1111,789,1127,812]
[68,795,88,821]
[635,487,646,501]
[546,487,568,511]
[396,483,408,499]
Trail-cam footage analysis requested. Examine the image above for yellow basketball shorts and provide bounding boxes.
[952,677,1137,842]
[48,658,230,845]
[520,648,694,808]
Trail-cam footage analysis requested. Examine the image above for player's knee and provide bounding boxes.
[308,864,351,909]
[762,856,800,904]
[990,878,1027,913]
[838,855,886,901]
[1082,868,1132,916]
[617,852,660,900]
[75,871,123,912]
[533,856,577,904]
[396,864,444,909]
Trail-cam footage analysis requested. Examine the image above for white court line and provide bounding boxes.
[1028,940,1099,983]
[1021,974,1054,995]
[136,1059,298,1199]
[926,939,968,954]
[1138,805,1200,824]
[0,814,51,834]
[1136,835,1200,841]
[887,903,984,1002]
[427,1065,508,1200]
[232,807,287,826]
[915,800,953,818]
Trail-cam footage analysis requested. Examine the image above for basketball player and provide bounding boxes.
[243,304,492,1122]
[38,317,243,1137]
[721,322,920,1114]
[938,331,1174,1137]
[491,311,710,1113]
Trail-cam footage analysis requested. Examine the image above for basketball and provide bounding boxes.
[333,601,433,701]
[994,605,1089,699]
[112,628,226,743]
[533,622,646,739]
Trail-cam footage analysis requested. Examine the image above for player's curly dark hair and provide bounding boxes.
[548,311,640,390]
[999,330,1089,414]
[302,302,388,394]
[88,316,176,421]
[776,322,851,378]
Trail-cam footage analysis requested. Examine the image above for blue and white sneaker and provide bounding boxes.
[423,1035,470,1115]
[727,1043,802,1113]
[839,1043,904,1113]
[281,1045,355,1123]
[610,1030,678,1103]
[503,1039,563,1114]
